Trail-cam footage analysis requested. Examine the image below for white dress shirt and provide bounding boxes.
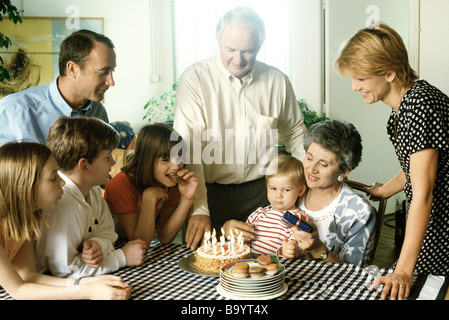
[174,55,306,217]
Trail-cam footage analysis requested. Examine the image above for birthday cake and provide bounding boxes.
[193,229,251,273]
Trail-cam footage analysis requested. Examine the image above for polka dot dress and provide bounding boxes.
[387,80,449,276]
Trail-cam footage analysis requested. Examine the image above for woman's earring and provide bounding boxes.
[338,175,344,182]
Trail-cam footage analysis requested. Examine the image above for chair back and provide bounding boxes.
[345,179,387,264]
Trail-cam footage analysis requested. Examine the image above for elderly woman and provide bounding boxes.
[335,23,449,300]
[282,119,376,267]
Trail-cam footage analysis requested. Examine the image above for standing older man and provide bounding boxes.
[174,6,307,249]
[0,29,116,146]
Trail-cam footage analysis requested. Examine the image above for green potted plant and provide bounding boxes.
[0,0,23,82]
[143,82,178,126]
[298,99,328,129]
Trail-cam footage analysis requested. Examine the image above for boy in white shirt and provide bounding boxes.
[36,116,146,279]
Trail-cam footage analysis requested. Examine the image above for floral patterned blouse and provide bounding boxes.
[299,184,376,267]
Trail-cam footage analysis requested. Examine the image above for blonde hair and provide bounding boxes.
[335,23,418,88]
[265,155,305,188]
[0,142,51,241]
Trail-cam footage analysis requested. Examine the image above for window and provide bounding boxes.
[171,0,292,80]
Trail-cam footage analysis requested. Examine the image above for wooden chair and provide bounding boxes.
[345,179,388,263]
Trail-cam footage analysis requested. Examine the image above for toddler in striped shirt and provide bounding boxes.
[224,155,306,256]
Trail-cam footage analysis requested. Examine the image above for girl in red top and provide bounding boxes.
[105,123,198,249]
[0,142,131,300]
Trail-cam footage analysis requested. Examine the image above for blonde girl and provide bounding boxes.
[0,142,131,300]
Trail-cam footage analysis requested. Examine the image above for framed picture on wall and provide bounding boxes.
[0,17,104,98]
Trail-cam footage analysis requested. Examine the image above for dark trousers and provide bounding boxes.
[206,178,269,232]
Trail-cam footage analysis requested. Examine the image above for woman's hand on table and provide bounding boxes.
[223,219,254,242]
[375,270,413,300]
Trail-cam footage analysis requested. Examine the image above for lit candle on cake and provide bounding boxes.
[203,231,210,250]
[230,231,235,254]
[230,229,235,246]
[220,227,226,246]
[238,231,243,250]
[211,229,217,254]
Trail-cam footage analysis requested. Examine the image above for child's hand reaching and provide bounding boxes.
[82,240,104,268]
[281,238,299,258]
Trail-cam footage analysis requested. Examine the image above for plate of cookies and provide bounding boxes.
[216,255,287,300]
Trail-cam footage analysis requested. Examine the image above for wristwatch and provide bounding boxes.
[313,247,329,261]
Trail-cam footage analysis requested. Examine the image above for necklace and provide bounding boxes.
[305,183,343,211]
[394,87,407,141]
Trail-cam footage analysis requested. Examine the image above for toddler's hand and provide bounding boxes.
[281,238,299,258]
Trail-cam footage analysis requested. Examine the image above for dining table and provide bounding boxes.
[0,241,447,302]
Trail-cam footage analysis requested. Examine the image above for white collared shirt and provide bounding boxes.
[174,55,306,217]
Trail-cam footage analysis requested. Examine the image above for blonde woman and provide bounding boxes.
[335,23,449,300]
[0,142,131,300]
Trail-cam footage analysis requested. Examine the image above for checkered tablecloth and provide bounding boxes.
[108,242,392,300]
[1,242,447,300]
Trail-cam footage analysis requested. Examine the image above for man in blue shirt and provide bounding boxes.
[0,29,116,146]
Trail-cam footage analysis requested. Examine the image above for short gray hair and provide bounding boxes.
[303,119,363,172]
[215,6,266,48]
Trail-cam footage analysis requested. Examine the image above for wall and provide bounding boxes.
[419,0,449,96]
[11,0,173,132]
[290,0,323,115]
